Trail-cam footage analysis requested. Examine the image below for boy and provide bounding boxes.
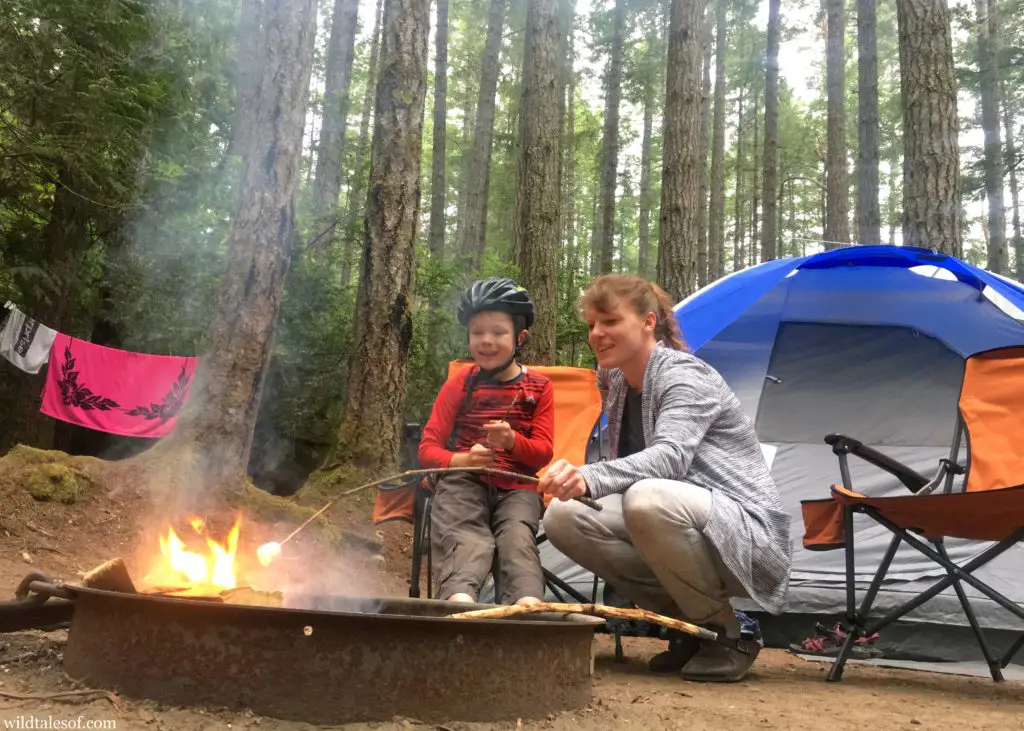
[418,277,555,606]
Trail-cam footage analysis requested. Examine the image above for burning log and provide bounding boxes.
[448,602,719,642]
[82,558,137,594]
[220,587,283,607]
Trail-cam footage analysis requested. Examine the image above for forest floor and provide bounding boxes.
[1,448,1022,730]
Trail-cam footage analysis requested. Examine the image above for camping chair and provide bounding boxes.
[372,360,606,603]
[800,345,1024,682]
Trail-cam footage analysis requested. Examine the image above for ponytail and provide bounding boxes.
[649,283,684,350]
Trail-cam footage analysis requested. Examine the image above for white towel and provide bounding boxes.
[0,306,57,374]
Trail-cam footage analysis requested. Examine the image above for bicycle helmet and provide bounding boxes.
[457,277,535,329]
[456,277,535,378]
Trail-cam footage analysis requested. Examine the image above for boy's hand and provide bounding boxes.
[450,443,496,468]
[482,420,516,451]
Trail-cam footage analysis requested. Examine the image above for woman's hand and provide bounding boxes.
[537,459,589,501]
[450,443,496,468]
[481,420,516,451]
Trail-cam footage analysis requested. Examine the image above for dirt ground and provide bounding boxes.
[1,452,1023,730]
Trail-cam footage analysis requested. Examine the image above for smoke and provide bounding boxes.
[242,528,387,614]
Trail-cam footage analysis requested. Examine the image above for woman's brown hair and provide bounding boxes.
[578,274,686,350]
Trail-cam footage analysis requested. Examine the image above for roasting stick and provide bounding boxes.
[256,466,602,566]
[448,601,719,642]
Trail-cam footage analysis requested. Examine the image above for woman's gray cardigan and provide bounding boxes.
[576,344,792,614]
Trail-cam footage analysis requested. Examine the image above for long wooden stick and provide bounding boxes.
[277,466,602,549]
[447,602,718,642]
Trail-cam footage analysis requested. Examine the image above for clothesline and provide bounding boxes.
[1,303,198,438]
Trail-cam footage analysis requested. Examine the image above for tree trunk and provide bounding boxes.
[563,3,577,287]
[455,0,508,268]
[708,0,727,281]
[896,0,962,256]
[975,0,1007,273]
[1002,80,1023,280]
[657,0,703,301]
[513,0,561,364]
[341,0,385,287]
[697,4,713,284]
[759,0,779,264]
[638,93,654,280]
[824,0,850,248]
[856,0,881,245]
[312,0,359,221]
[734,88,744,271]
[331,0,430,473]
[226,0,266,166]
[159,0,318,489]
[428,0,449,259]
[596,0,627,274]
[750,75,760,269]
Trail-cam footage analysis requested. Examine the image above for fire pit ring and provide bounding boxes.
[55,584,602,724]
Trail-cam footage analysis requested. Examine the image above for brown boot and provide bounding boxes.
[680,620,760,683]
[648,632,701,673]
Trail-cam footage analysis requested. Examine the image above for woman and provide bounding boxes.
[537,274,791,683]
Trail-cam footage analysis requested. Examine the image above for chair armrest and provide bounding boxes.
[824,433,930,493]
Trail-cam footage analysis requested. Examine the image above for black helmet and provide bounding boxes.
[457,277,535,329]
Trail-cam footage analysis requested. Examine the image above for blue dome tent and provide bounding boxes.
[673,245,1024,664]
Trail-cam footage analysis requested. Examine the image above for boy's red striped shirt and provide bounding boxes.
[418,364,555,490]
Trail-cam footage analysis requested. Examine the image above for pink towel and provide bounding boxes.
[41,333,198,438]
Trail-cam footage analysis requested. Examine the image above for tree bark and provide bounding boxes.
[513,0,561,364]
[312,0,359,221]
[638,93,654,281]
[856,0,881,245]
[760,0,780,262]
[657,0,703,301]
[331,0,429,473]
[428,0,449,259]
[160,0,318,488]
[341,0,385,286]
[708,0,727,280]
[824,0,850,248]
[896,0,962,256]
[596,0,627,274]
[455,0,508,268]
[696,4,713,284]
[975,0,1007,273]
[226,0,266,166]
[562,1,577,287]
[1002,80,1023,280]
[734,88,744,271]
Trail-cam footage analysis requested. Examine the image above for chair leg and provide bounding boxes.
[409,492,426,599]
[1002,631,1024,669]
[933,539,1004,682]
[828,506,859,682]
[424,497,434,599]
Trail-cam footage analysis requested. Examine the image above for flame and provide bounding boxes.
[144,516,242,592]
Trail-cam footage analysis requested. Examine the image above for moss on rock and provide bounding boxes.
[24,462,90,504]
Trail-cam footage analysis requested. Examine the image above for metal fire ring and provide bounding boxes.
[60,586,601,725]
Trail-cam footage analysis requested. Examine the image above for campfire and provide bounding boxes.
[139,515,243,597]
[77,513,283,607]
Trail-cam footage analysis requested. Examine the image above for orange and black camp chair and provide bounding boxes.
[800,346,1024,682]
[372,359,606,604]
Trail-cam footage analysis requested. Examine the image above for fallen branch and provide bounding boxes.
[0,688,122,709]
[447,602,718,642]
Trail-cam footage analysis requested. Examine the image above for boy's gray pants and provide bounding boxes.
[542,478,746,625]
[430,472,545,603]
